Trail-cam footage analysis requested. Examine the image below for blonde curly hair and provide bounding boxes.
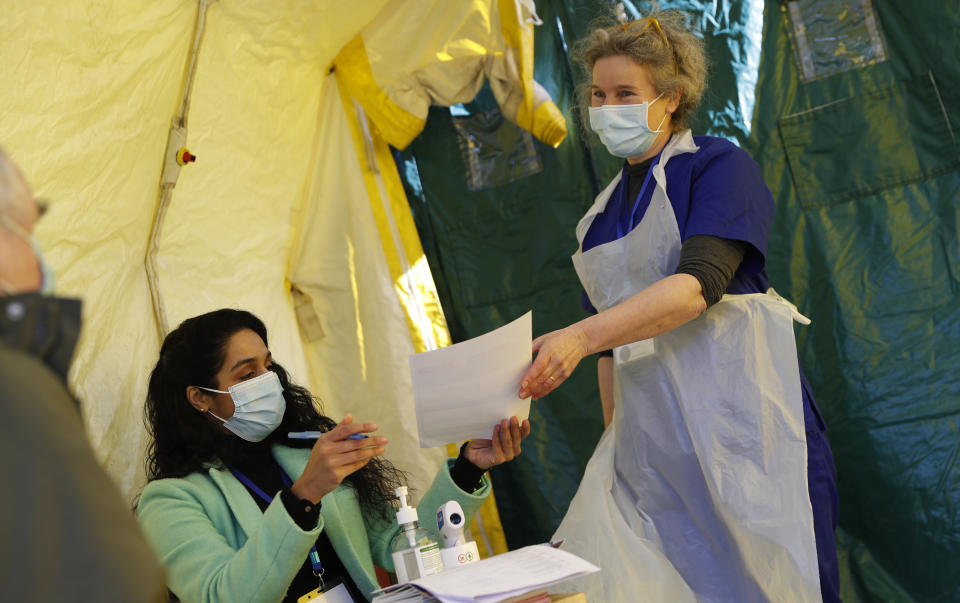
[576,9,707,129]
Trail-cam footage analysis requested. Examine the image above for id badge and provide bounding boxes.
[297,581,354,603]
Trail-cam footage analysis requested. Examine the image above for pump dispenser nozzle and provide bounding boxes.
[390,485,443,582]
[395,486,419,525]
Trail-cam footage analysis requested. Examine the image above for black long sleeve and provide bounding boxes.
[674,234,748,307]
[451,443,487,492]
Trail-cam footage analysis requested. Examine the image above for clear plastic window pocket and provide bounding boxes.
[452,108,543,192]
[614,339,655,364]
[785,0,887,82]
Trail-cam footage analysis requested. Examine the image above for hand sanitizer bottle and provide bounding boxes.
[390,486,444,583]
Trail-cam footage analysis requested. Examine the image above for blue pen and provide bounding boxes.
[287,431,369,440]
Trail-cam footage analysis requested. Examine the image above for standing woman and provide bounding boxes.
[139,309,529,602]
[518,10,839,602]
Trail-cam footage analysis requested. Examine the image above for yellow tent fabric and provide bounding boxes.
[335,0,566,149]
[0,0,563,558]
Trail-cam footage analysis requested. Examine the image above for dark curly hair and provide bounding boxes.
[143,308,406,518]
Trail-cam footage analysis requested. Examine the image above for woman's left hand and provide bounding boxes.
[463,416,532,470]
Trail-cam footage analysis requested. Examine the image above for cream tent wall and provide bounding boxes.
[0,0,564,554]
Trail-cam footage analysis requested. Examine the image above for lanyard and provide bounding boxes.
[229,465,324,577]
[617,155,660,239]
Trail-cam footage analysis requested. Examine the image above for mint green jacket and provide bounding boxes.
[137,446,490,603]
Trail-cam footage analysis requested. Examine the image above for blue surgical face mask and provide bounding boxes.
[588,93,667,159]
[197,370,286,442]
[0,213,56,295]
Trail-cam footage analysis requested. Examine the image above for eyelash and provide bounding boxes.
[240,361,272,381]
[593,90,635,98]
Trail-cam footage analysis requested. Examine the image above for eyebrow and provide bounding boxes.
[591,84,638,91]
[229,351,272,372]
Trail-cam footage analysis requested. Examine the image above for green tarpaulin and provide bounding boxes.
[745,2,960,600]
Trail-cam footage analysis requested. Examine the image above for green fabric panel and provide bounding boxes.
[745,1,960,600]
[778,72,958,207]
[836,527,916,603]
[399,0,766,549]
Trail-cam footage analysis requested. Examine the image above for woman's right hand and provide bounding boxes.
[518,325,590,400]
[290,413,387,503]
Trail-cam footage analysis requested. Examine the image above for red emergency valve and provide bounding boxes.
[176,148,196,166]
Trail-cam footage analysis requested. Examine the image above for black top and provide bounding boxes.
[232,446,487,602]
[625,156,655,205]
[676,235,747,306]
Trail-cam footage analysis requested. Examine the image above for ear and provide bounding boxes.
[186,386,210,413]
[666,87,683,115]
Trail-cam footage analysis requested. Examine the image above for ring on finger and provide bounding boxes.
[547,375,557,383]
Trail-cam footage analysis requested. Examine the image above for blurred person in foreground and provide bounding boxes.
[0,145,166,601]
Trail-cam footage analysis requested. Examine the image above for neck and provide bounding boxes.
[627,126,673,165]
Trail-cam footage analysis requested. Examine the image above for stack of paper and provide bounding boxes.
[371,544,599,603]
[370,586,439,603]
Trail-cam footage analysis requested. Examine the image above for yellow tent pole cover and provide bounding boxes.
[335,71,509,557]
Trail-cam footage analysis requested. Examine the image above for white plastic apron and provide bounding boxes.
[553,131,821,602]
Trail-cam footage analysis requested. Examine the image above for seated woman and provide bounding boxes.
[137,308,530,603]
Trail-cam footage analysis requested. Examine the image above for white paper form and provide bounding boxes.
[410,312,532,448]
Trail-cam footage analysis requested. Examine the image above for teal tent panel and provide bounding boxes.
[746,1,960,600]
